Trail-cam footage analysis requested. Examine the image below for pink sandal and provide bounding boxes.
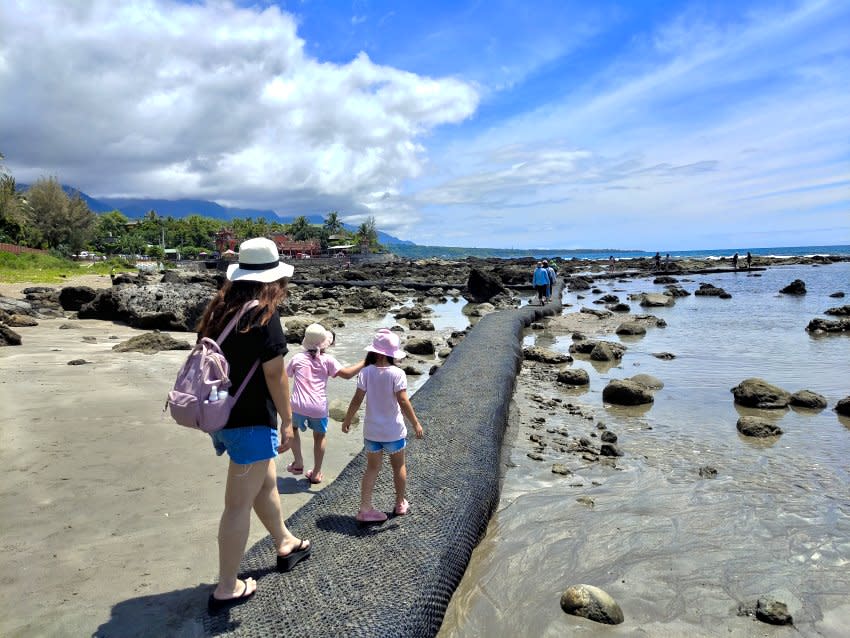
[305,470,324,484]
[356,508,388,523]
[286,463,303,475]
[394,499,410,516]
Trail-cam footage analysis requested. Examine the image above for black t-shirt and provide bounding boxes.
[218,309,288,429]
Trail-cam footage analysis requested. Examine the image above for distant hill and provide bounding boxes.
[18,183,413,245]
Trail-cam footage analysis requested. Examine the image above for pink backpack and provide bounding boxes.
[166,300,260,433]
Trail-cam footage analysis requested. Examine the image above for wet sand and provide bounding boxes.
[0,280,373,637]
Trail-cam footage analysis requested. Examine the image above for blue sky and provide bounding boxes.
[1,0,848,250]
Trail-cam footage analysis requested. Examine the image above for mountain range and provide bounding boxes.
[22,184,414,246]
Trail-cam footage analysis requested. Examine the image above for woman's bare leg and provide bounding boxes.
[214,460,266,600]
[252,458,309,556]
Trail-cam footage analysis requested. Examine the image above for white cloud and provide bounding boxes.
[0,0,478,215]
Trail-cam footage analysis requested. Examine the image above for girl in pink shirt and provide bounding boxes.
[342,328,424,522]
[286,324,363,484]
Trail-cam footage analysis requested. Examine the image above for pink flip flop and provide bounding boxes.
[356,508,388,523]
[394,499,410,516]
[286,463,303,475]
[305,470,323,484]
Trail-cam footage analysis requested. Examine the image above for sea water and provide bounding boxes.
[440,261,850,637]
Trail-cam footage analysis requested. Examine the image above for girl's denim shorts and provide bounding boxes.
[211,426,279,465]
[363,437,406,454]
[293,412,329,434]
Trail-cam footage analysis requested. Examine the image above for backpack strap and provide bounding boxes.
[216,300,262,401]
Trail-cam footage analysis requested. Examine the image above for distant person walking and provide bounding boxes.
[286,324,364,485]
[195,237,310,615]
[532,262,550,305]
[342,329,424,522]
[746,251,753,270]
[654,252,661,270]
[542,259,557,302]
[732,252,739,271]
[664,253,671,270]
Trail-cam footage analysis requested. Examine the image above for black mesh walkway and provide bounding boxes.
[203,286,563,637]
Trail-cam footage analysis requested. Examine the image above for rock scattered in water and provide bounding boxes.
[112,332,192,354]
[59,323,79,330]
[694,283,730,298]
[600,442,622,457]
[556,368,589,386]
[737,416,783,438]
[638,292,674,307]
[824,304,850,316]
[67,359,91,366]
[527,452,544,461]
[805,317,850,333]
[628,374,664,390]
[600,430,617,443]
[560,584,624,625]
[699,465,718,478]
[789,390,827,410]
[779,279,806,295]
[828,291,845,298]
[602,379,654,405]
[652,352,676,360]
[615,322,646,336]
[408,318,434,331]
[405,337,435,355]
[82,336,97,343]
[835,396,850,417]
[738,598,793,626]
[730,378,791,409]
[589,341,625,361]
[552,464,572,476]
[576,496,595,508]
[465,267,507,303]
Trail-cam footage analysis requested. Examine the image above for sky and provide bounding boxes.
[1,0,848,250]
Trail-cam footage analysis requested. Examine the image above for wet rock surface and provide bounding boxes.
[730,378,791,409]
[736,415,783,438]
[560,584,624,625]
[111,332,193,354]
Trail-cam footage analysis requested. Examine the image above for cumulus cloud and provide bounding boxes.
[0,0,478,220]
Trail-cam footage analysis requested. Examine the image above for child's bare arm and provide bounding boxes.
[396,389,424,438]
[263,355,293,450]
[335,359,365,380]
[341,388,366,433]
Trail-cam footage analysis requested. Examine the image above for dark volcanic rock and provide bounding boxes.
[829,291,845,298]
[404,337,435,355]
[805,317,850,333]
[79,283,214,331]
[590,341,625,361]
[556,368,589,386]
[694,283,729,297]
[736,416,783,437]
[730,378,791,409]
[615,321,646,336]
[835,396,850,417]
[523,347,572,364]
[408,319,435,331]
[699,466,718,478]
[465,268,507,303]
[780,279,806,295]
[0,324,22,346]
[59,286,98,311]
[824,304,850,316]
[602,379,653,405]
[738,598,793,626]
[652,352,676,360]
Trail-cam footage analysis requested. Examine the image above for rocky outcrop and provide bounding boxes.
[590,341,625,361]
[0,324,22,346]
[59,286,98,311]
[737,416,783,437]
[694,283,730,298]
[602,379,653,405]
[465,268,507,303]
[789,390,827,410]
[569,340,626,360]
[779,279,806,295]
[6,314,38,327]
[615,322,646,336]
[523,347,572,364]
[730,378,791,409]
[824,304,850,316]
[78,283,214,331]
[560,584,624,625]
[405,337,435,355]
[637,292,674,307]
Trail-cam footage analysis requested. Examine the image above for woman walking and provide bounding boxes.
[197,237,311,614]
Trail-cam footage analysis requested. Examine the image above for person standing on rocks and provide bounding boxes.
[542,259,557,303]
[732,252,739,271]
[285,323,364,484]
[196,237,311,614]
[746,251,752,269]
[532,262,550,305]
[654,252,661,270]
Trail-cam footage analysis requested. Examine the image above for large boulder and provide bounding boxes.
[824,305,850,316]
[465,268,507,303]
[560,584,624,625]
[404,337,435,356]
[694,283,730,298]
[0,296,35,316]
[835,397,850,417]
[0,324,22,346]
[523,347,572,364]
[737,416,783,438]
[59,286,98,311]
[602,379,654,405]
[590,341,625,361]
[805,317,850,334]
[557,368,589,386]
[615,322,646,336]
[780,279,806,295]
[628,374,664,390]
[78,283,214,331]
[730,378,791,409]
[111,332,192,354]
[638,293,674,307]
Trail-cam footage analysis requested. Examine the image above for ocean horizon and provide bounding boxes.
[387,243,850,261]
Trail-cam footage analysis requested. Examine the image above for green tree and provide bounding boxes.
[323,211,343,235]
[0,173,28,243]
[25,177,95,253]
[93,210,129,254]
[288,215,312,241]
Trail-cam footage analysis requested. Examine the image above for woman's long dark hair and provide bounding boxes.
[196,279,288,339]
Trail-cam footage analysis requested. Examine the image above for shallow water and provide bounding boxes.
[440,263,850,637]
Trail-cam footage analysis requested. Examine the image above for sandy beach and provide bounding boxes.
[0,279,375,638]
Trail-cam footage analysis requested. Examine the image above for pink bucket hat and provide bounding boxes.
[365,328,406,359]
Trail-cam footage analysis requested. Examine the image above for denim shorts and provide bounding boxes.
[211,426,279,465]
[293,413,329,434]
[363,438,406,454]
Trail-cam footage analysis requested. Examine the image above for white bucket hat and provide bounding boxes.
[302,323,334,351]
[226,237,294,283]
[364,328,406,359]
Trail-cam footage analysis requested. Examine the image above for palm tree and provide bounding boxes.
[323,211,343,235]
[288,215,312,240]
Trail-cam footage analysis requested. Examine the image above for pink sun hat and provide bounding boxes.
[365,328,406,359]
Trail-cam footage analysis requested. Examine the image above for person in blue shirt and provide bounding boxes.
[542,260,556,302]
[532,262,550,305]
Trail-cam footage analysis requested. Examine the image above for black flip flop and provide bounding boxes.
[207,580,255,615]
[276,539,311,572]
